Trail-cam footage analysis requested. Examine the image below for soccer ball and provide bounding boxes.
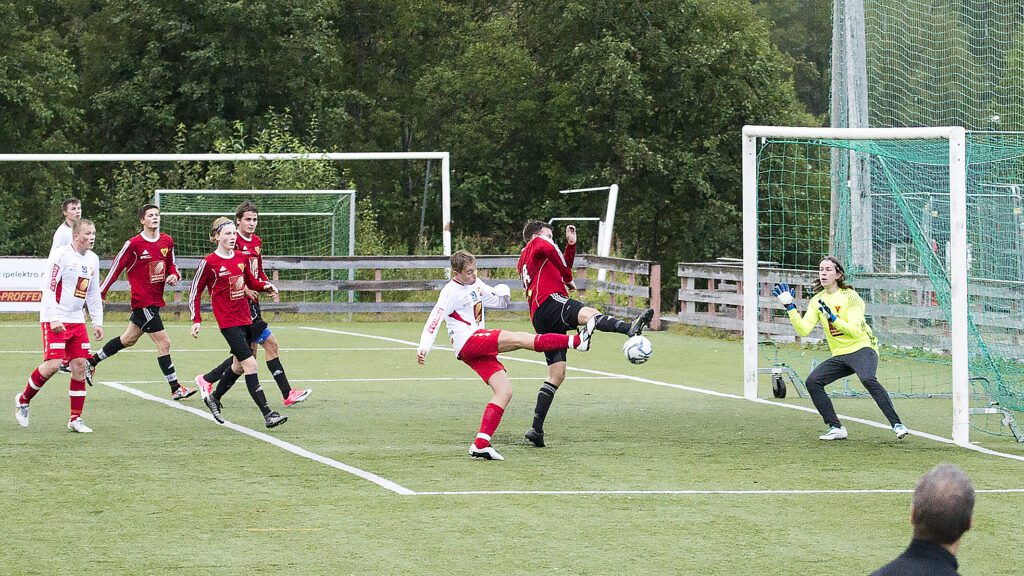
[623,335,653,364]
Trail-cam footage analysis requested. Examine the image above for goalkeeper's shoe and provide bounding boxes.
[14,393,29,428]
[283,388,312,407]
[524,427,545,448]
[628,308,655,337]
[204,394,225,424]
[171,385,197,401]
[893,423,910,440]
[818,426,848,441]
[469,444,504,461]
[195,374,214,399]
[574,316,598,351]
[58,362,71,374]
[264,411,288,428]
[67,417,93,434]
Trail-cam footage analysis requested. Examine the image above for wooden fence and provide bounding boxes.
[676,259,1024,351]
[100,254,662,329]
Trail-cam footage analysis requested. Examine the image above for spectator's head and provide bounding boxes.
[911,463,975,545]
[523,220,552,243]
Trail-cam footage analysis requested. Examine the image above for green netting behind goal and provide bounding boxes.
[157,190,354,304]
[755,134,1024,433]
[837,1,1024,131]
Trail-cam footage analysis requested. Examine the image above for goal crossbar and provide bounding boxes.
[742,125,969,446]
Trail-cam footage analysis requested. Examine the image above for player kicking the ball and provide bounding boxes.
[417,250,596,461]
[518,220,653,447]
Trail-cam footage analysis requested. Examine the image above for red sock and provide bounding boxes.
[474,403,505,448]
[69,378,86,420]
[533,333,571,352]
[21,368,50,403]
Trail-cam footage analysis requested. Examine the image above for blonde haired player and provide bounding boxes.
[16,219,104,433]
[417,250,596,460]
[189,217,284,428]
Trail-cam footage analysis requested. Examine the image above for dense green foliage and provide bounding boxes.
[1,0,817,275]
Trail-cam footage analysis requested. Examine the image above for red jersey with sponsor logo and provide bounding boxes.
[188,250,268,329]
[100,232,179,308]
[234,232,269,282]
[516,236,576,318]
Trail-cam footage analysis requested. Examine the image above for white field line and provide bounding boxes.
[99,380,414,495]
[302,326,1024,464]
[112,376,621,385]
[412,488,1024,496]
[0,347,411,354]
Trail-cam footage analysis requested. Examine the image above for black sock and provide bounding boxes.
[595,314,629,335]
[157,354,179,392]
[266,358,291,398]
[213,370,242,400]
[244,373,272,416]
[531,382,559,432]
[204,357,234,385]
[93,337,127,365]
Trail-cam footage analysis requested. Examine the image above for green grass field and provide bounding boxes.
[2,318,1022,575]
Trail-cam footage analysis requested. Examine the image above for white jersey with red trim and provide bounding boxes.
[417,278,511,357]
[40,244,103,326]
[49,222,73,259]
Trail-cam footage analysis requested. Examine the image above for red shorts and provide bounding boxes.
[41,322,92,361]
[458,329,505,383]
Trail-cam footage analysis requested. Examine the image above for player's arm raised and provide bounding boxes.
[479,281,511,309]
[774,282,819,336]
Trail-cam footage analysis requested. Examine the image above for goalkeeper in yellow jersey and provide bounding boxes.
[773,256,909,441]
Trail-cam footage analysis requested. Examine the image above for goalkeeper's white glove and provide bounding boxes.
[772,283,796,311]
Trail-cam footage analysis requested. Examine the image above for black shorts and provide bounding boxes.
[129,305,165,333]
[250,300,269,336]
[220,325,258,362]
[532,294,586,365]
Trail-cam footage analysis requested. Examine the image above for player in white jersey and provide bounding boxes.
[417,250,596,460]
[49,197,81,259]
[52,197,82,375]
[15,219,104,433]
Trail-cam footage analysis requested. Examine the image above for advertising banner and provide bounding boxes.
[0,258,48,312]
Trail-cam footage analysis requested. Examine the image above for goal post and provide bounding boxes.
[741,126,970,446]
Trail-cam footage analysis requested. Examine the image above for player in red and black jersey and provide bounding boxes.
[517,220,654,447]
[188,217,286,428]
[193,201,311,408]
[88,204,196,399]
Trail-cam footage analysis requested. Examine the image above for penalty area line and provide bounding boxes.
[301,327,1024,464]
[98,380,414,495]
[411,488,1024,496]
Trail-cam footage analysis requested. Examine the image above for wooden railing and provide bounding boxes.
[99,254,661,328]
[676,259,1024,351]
